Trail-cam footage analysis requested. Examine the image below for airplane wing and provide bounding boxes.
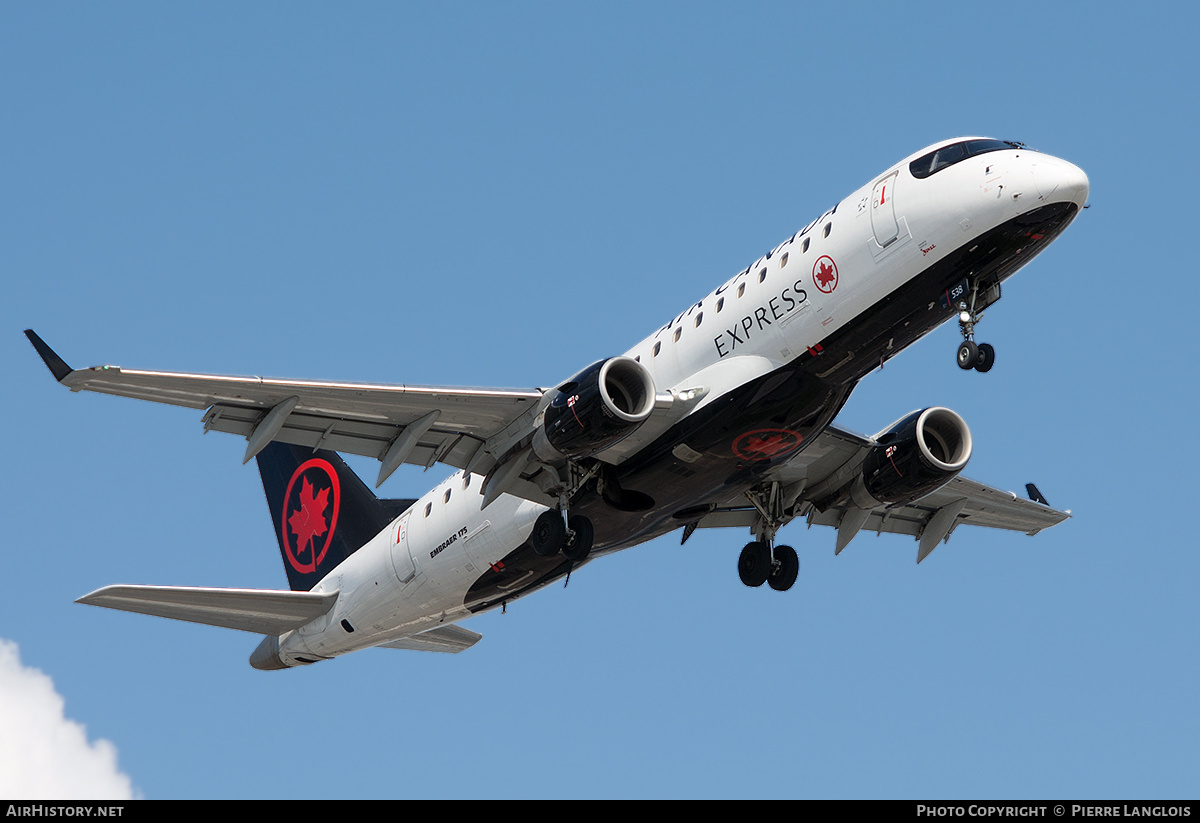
[25,330,545,488]
[690,423,1070,563]
[27,331,1068,560]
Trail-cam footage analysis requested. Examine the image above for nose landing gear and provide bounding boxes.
[957,339,994,372]
[955,295,995,373]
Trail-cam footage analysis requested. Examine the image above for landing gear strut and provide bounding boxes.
[955,290,995,373]
[563,515,593,562]
[736,482,800,592]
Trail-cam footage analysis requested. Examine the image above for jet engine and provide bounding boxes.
[532,357,657,461]
[849,407,972,508]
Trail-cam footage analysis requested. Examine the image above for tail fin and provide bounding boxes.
[256,443,415,591]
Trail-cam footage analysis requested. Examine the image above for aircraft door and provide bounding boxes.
[871,172,899,248]
[389,513,418,584]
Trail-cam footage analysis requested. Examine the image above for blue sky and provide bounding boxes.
[4,2,1197,800]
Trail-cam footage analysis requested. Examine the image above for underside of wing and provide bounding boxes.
[26,330,545,487]
[693,423,1070,563]
[805,475,1070,536]
[77,584,339,635]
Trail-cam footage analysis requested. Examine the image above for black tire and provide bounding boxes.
[530,510,566,557]
[957,340,979,370]
[767,545,799,592]
[562,515,594,562]
[974,343,995,373]
[738,542,771,587]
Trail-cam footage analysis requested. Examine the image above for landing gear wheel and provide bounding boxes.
[738,541,771,588]
[530,510,566,557]
[957,340,979,370]
[562,515,594,562]
[974,343,995,373]
[767,545,799,592]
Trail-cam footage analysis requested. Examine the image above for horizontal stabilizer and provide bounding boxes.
[378,625,482,653]
[77,585,338,634]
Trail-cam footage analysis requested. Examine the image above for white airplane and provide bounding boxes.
[27,137,1088,669]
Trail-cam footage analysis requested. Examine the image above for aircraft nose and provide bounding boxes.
[1031,155,1089,210]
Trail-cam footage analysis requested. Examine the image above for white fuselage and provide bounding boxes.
[273,139,1089,665]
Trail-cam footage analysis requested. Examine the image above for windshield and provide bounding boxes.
[909,139,1023,179]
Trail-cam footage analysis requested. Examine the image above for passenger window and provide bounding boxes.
[737,283,745,298]
[823,223,831,238]
[694,312,703,327]
[424,502,432,517]
[758,267,767,283]
[443,489,451,504]
[801,238,810,253]
[780,253,788,268]
[673,327,682,342]
[653,341,661,357]
[716,296,724,313]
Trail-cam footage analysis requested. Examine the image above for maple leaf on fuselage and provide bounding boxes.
[816,261,836,289]
[743,432,794,458]
[288,477,329,559]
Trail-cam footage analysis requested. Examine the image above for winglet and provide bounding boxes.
[1025,483,1049,506]
[24,329,73,382]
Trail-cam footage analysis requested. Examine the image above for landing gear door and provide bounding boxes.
[871,172,900,248]
[389,513,417,584]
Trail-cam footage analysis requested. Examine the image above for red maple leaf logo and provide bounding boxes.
[732,429,802,461]
[815,261,835,289]
[743,432,794,458]
[287,477,329,561]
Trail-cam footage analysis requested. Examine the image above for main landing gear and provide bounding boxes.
[955,296,995,373]
[738,541,799,592]
[737,481,799,592]
[530,509,594,562]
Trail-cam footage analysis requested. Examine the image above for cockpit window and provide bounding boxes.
[909,139,1022,179]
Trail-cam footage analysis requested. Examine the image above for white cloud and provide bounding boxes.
[0,639,137,799]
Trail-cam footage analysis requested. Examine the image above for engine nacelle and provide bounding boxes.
[850,407,972,508]
[533,357,657,461]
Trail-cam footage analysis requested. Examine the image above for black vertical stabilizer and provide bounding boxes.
[256,443,396,592]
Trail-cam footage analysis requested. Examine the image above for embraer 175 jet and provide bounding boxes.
[27,137,1088,669]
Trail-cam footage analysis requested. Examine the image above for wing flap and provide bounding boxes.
[200,403,482,471]
[802,477,1069,537]
[77,585,339,635]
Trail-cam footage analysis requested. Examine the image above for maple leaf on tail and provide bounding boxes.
[288,477,329,560]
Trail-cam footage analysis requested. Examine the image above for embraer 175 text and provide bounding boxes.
[28,137,1088,669]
